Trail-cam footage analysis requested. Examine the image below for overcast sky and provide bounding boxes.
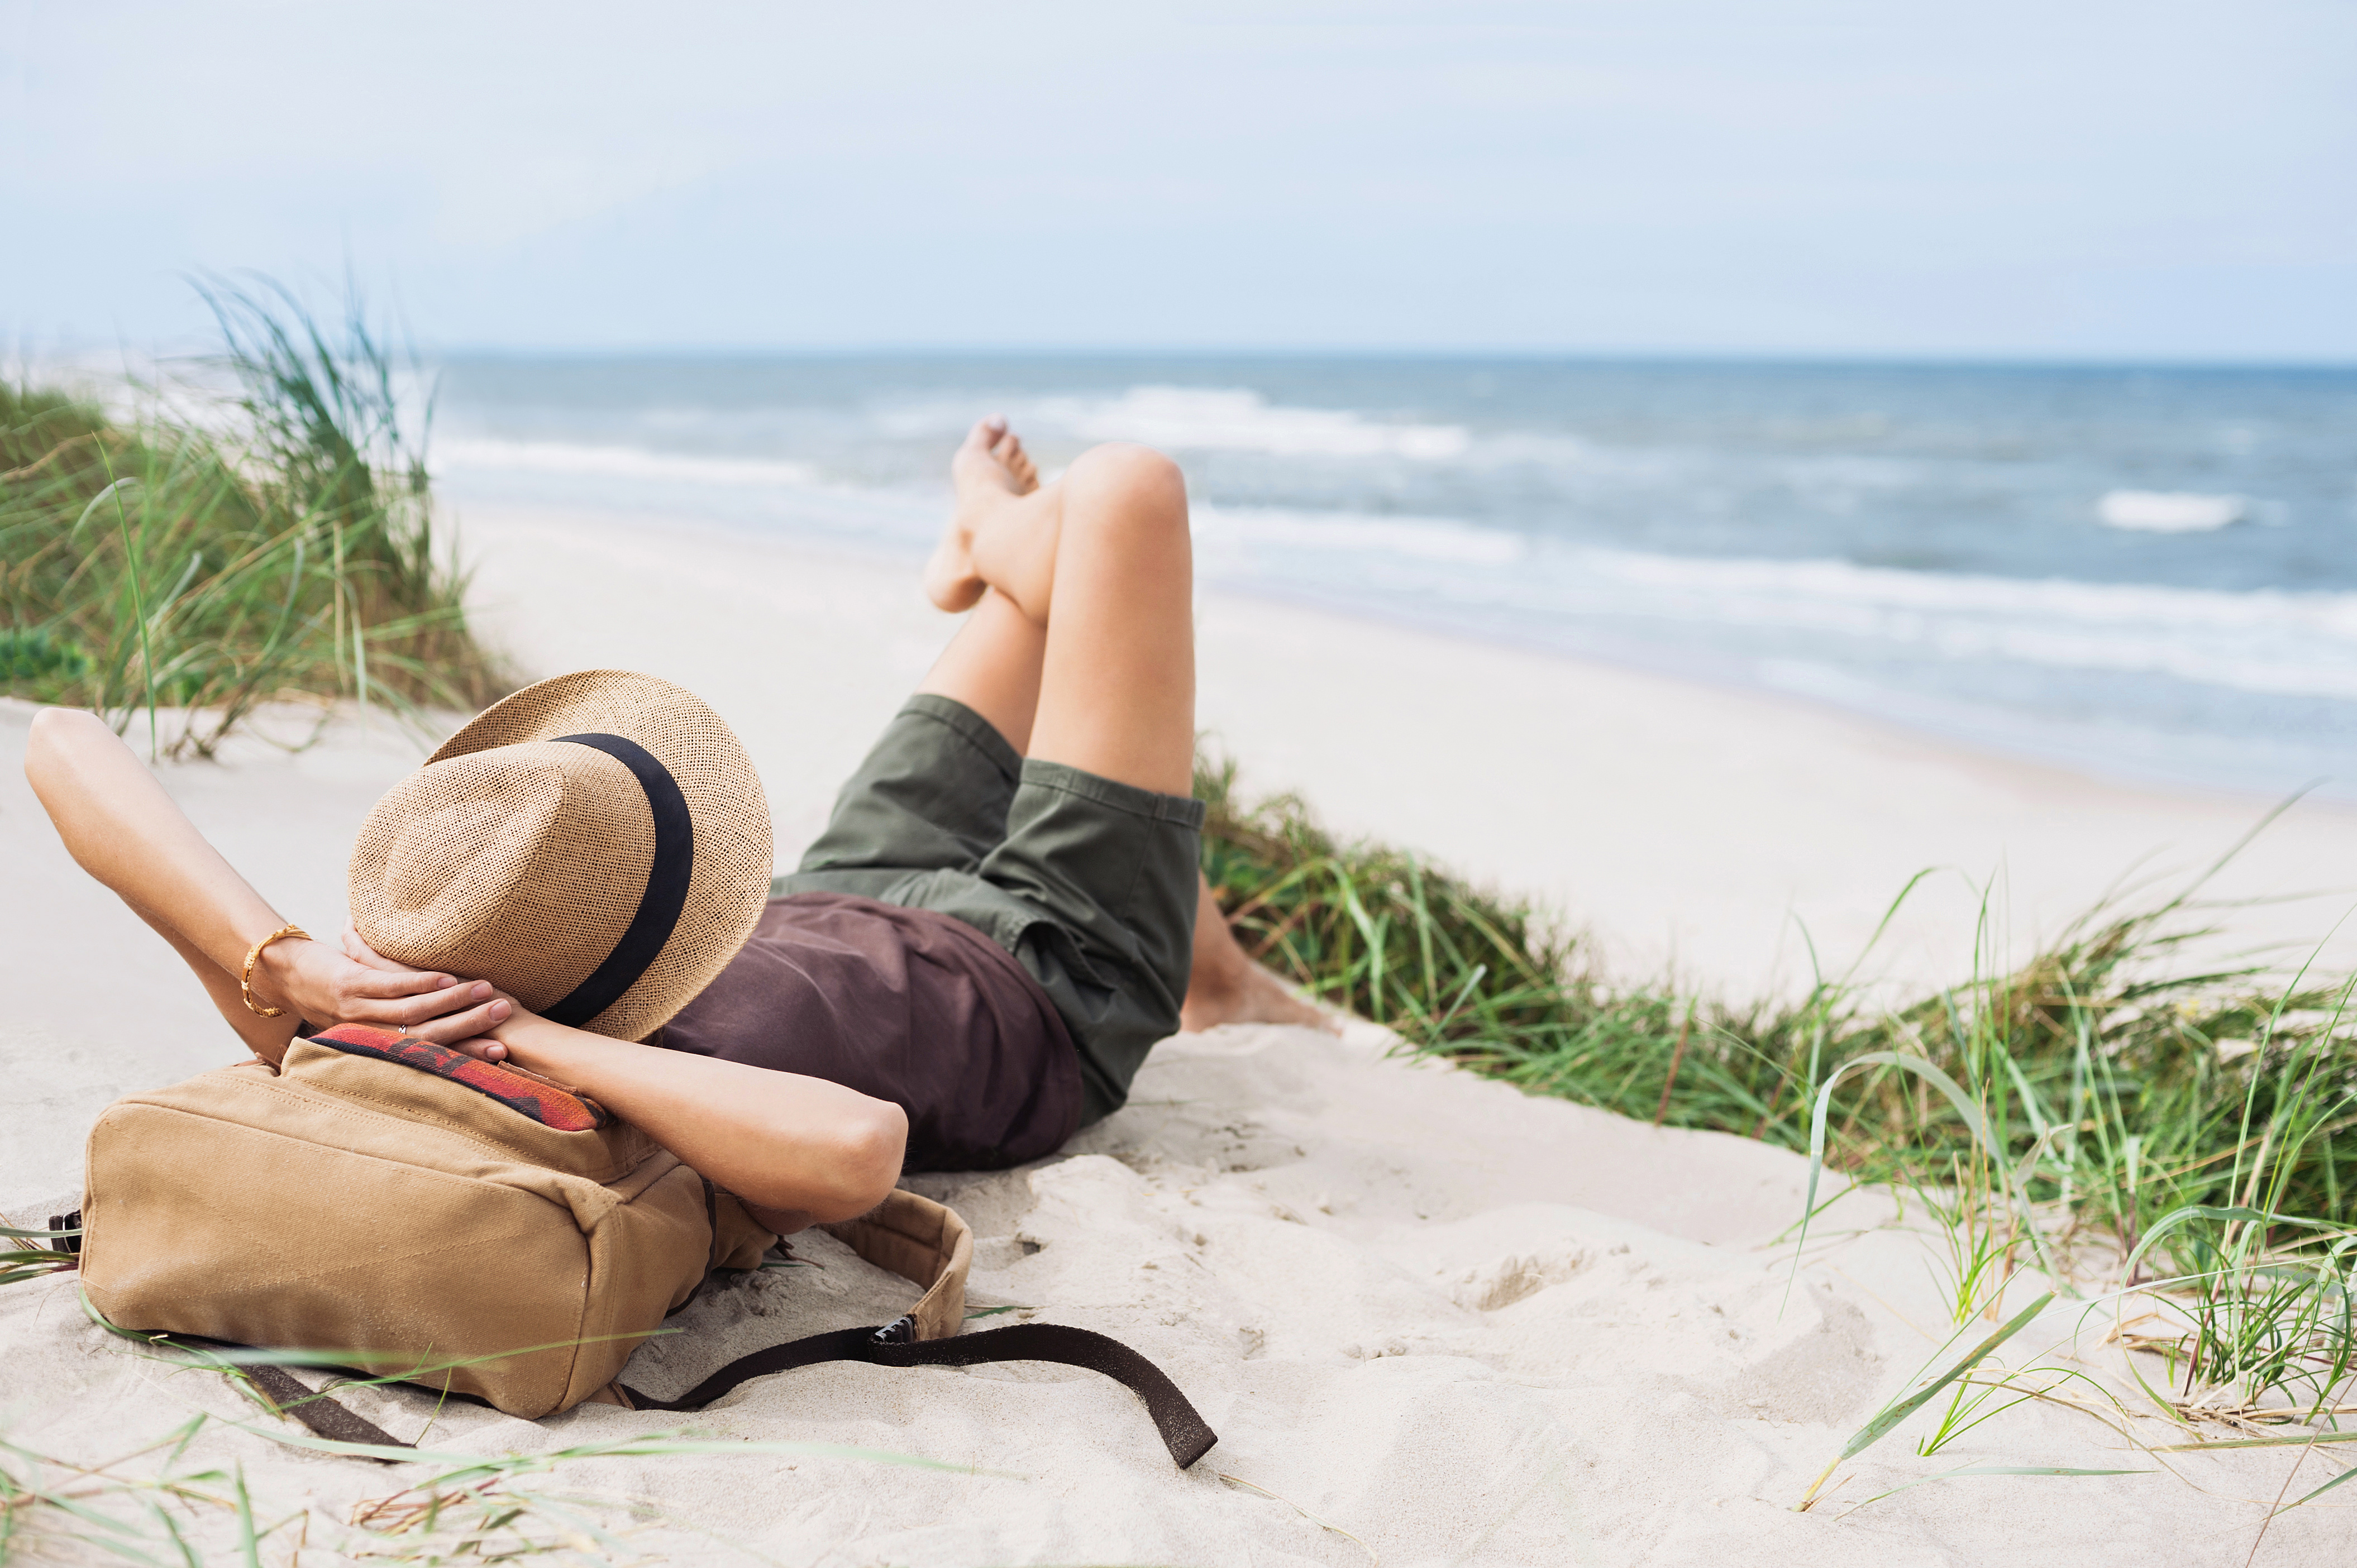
[6,1,2353,360]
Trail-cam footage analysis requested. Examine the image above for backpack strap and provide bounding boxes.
[815,1188,971,1341]
[636,1188,1214,1468]
[241,1363,413,1451]
[615,1314,1218,1469]
[153,1335,415,1452]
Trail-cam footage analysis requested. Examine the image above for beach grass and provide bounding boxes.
[1196,753,2356,1229]
[0,1408,882,1566]
[0,1302,986,1566]
[0,281,509,758]
[1197,752,2357,1443]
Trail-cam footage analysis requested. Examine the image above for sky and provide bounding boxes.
[4,1,2354,360]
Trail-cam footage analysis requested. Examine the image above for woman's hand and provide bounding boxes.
[252,923,514,1045]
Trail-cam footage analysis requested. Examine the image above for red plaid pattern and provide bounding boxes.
[308,1025,609,1131]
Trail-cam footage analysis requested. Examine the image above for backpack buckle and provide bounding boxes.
[870,1314,918,1346]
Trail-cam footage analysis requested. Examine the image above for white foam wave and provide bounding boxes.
[433,439,822,489]
[2096,490,2247,533]
[1194,505,1526,566]
[1545,549,2357,701]
[1200,508,2357,703]
[1583,549,2357,697]
[1036,386,1471,460]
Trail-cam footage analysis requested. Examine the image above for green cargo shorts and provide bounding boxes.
[775,694,1204,1125]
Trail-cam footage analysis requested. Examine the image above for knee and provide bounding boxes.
[1063,443,1187,532]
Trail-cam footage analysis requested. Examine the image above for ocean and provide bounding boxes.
[427,357,2357,801]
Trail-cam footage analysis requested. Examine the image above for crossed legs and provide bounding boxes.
[917,418,1329,1033]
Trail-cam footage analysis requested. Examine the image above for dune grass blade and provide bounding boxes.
[1219,1473,1379,1567]
[0,1423,245,1567]
[234,1419,1001,1481]
[1795,1290,2055,1509]
[0,1248,78,1287]
[2287,1454,2357,1508]
[1837,1463,2149,1517]
[2151,1430,2357,1451]
[1786,1050,1989,1310]
[229,1464,261,1568]
[94,450,161,759]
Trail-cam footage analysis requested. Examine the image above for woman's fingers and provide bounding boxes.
[344,977,494,1028]
[351,964,464,998]
[341,921,416,974]
[398,997,514,1049]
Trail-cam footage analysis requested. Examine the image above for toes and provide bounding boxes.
[963,416,1008,452]
[995,432,1041,492]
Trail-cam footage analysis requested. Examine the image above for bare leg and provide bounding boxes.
[919,419,1335,1032]
[917,588,1046,751]
[1179,877,1337,1033]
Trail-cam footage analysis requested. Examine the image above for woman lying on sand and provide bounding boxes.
[27,422,1323,1234]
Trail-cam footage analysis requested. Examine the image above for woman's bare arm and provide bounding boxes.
[481,1005,904,1227]
[332,929,906,1227]
[23,708,513,1059]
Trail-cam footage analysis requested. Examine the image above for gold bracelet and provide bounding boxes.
[240,923,310,1018]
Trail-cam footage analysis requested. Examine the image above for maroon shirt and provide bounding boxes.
[652,892,1082,1171]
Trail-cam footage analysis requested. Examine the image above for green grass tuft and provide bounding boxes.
[1,280,512,757]
[1197,751,2357,1232]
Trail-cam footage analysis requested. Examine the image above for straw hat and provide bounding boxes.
[348,671,773,1041]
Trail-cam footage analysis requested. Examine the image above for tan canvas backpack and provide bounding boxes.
[70,1025,1213,1467]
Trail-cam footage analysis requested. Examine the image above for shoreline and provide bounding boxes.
[1194,570,2357,811]
[457,501,2357,1001]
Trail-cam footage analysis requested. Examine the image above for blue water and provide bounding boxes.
[428,357,2357,800]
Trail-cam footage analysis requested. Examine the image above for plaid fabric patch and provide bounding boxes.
[307,1024,610,1131]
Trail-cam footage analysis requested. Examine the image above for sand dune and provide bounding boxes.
[4,508,2353,1562]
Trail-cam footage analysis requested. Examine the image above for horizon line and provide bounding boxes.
[374,344,2357,374]
[15,335,2357,375]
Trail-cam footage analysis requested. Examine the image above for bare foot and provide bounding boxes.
[924,415,1039,612]
[1180,954,1339,1035]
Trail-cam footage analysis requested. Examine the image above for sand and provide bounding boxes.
[4,505,2354,1562]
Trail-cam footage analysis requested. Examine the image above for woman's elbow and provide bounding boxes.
[24,705,105,790]
[814,1101,908,1222]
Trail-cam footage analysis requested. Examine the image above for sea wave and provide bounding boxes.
[1195,505,1525,566]
[1196,508,2357,702]
[1544,551,2357,700]
[433,439,823,489]
[2096,490,2248,533]
[1633,571,2352,699]
[1033,386,1471,460]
